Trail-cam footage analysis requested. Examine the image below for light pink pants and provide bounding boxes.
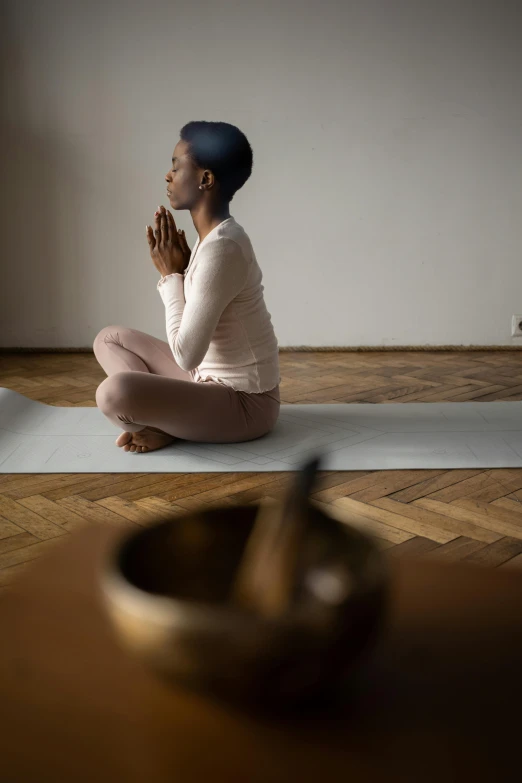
[93,326,281,443]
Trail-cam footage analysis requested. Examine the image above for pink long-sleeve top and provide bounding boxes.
[156,216,281,394]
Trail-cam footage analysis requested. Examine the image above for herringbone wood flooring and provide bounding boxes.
[1,349,522,590]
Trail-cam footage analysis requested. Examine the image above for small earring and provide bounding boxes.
[199,186,203,190]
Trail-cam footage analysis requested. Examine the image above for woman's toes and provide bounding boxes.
[116,431,132,447]
[116,428,173,454]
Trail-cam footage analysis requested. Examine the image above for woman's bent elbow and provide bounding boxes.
[172,349,199,373]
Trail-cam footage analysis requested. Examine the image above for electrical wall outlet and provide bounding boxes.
[512,315,522,337]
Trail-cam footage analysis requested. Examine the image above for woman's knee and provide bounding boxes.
[93,325,129,355]
[95,371,135,411]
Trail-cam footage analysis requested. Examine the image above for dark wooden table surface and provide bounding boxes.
[1,524,522,782]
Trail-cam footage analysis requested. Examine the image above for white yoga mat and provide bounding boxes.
[0,387,521,473]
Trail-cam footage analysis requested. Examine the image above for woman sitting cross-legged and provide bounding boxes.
[93,121,281,454]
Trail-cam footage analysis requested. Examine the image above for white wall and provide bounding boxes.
[1,0,521,349]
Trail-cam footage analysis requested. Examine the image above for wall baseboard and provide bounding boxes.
[279,345,522,352]
[1,346,522,354]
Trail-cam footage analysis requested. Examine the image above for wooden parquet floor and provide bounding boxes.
[1,349,522,591]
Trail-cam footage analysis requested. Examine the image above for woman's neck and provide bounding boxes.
[191,203,231,243]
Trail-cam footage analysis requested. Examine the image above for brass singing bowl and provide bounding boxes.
[100,503,388,710]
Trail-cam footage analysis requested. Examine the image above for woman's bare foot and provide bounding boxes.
[115,426,175,453]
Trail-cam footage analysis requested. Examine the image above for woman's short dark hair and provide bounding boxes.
[180,121,253,202]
